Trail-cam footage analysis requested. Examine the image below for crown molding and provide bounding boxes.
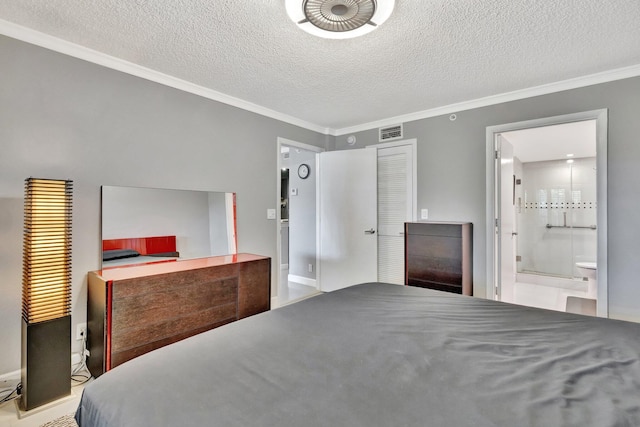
[0,19,331,135]
[2,19,639,138]
[331,63,640,136]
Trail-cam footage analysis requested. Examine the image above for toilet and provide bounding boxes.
[576,262,597,298]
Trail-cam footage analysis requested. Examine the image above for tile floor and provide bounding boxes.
[271,266,322,309]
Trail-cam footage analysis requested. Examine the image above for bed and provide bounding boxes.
[75,283,640,426]
[102,236,180,268]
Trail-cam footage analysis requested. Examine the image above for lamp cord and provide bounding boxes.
[1,328,92,406]
[71,330,92,385]
[0,383,20,405]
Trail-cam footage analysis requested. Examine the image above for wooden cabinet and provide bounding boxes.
[87,253,270,377]
[405,222,472,295]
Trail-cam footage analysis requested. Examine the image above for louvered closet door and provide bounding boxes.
[377,144,413,284]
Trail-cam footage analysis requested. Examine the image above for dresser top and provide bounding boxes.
[93,253,269,281]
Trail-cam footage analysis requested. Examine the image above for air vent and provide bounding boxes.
[379,124,403,142]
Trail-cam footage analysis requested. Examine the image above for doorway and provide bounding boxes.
[276,138,323,307]
[486,110,608,317]
[276,138,416,303]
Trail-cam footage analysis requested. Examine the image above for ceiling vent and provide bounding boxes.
[286,0,395,39]
[379,124,403,142]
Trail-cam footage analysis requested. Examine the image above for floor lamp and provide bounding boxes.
[20,178,72,411]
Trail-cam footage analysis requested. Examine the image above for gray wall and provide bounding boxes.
[2,32,640,378]
[335,76,640,323]
[287,148,317,280]
[0,35,327,375]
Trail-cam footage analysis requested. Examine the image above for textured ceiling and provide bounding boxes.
[1,0,639,133]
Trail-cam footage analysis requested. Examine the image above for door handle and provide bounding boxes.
[512,232,518,236]
[364,228,376,235]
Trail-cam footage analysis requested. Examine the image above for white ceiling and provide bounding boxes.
[1,1,639,134]
[500,120,596,163]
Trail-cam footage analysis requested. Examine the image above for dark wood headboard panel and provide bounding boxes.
[102,236,176,255]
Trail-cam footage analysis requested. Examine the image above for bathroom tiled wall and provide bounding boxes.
[516,157,597,277]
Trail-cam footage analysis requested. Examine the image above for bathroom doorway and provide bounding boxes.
[486,110,608,317]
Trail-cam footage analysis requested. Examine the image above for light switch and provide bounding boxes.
[291,188,298,196]
[267,209,276,220]
[421,209,429,220]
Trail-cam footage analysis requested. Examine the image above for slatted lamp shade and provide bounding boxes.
[22,178,72,323]
[21,177,72,411]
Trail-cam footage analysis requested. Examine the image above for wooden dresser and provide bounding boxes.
[405,222,473,295]
[87,253,270,377]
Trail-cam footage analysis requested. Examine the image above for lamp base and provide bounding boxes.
[20,316,71,411]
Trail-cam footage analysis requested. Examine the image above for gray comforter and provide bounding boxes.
[76,283,640,426]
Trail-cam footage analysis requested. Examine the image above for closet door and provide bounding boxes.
[377,144,414,284]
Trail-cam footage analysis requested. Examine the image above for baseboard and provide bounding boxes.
[0,369,21,383]
[288,274,317,288]
[0,352,84,382]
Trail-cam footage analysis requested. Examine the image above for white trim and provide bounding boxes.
[0,19,330,135]
[3,19,638,137]
[0,352,84,381]
[485,109,608,318]
[0,369,20,382]
[287,274,317,288]
[2,19,639,138]
[332,65,640,136]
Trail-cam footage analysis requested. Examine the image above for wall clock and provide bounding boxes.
[298,163,310,179]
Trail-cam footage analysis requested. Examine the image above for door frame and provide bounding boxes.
[276,137,324,298]
[485,109,608,317]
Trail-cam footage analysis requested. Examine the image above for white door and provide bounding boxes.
[318,148,378,292]
[498,135,516,302]
[377,144,414,284]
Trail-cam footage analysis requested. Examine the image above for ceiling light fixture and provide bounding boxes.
[286,0,395,39]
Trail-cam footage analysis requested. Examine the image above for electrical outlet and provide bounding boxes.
[421,209,429,220]
[76,323,87,341]
[308,264,313,273]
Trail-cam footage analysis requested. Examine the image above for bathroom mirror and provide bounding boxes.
[101,185,237,269]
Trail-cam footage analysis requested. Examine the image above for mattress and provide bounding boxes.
[75,283,640,427]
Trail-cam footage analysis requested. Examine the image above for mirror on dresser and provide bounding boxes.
[101,185,237,269]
